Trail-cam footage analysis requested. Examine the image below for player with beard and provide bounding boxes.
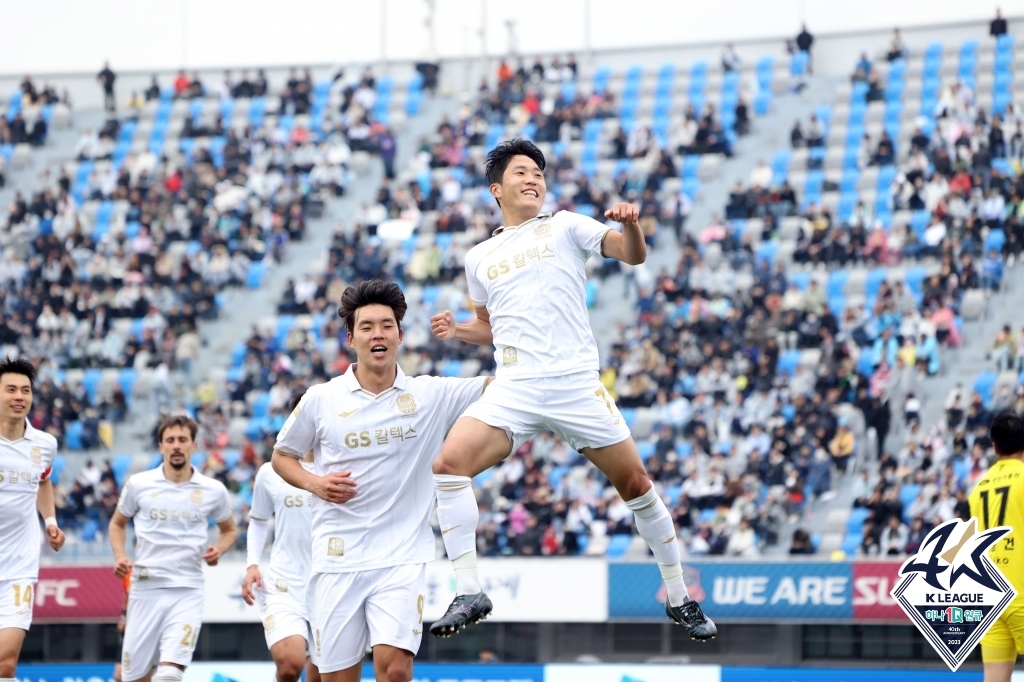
[110,415,237,682]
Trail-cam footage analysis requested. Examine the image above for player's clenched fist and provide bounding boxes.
[604,202,640,225]
[431,310,457,340]
[113,555,133,579]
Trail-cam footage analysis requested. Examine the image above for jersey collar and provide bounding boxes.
[492,212,551,237]
[342,363,408,397]
[0,418,39,445]
[157,463,201,485]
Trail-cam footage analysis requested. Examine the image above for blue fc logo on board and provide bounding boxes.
[890,517,1017,671]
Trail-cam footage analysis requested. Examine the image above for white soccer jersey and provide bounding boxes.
[0,421,56,582]
[117,466,232,590]
[275,365,487,574]
[464,210,611,379]
[250,461,314,604]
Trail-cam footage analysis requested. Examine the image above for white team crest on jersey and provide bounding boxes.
[275,578,288,593]
[29,447,42,467]
[396,393,417,415]
[327,538,345,556]
[264,614,276,631]
[190,489,203,506]
[502,347,518,365]
[533,223,552,238]
[122,651,131,668]
[315,629,322,656]
[891,517,1016,671]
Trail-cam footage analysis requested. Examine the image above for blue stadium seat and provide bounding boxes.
[421,285,440,308]
[777,349,800,376]
[756,241,779,266]
[827,270,848,298]
[112,454,133,486]
[118,368,137,403]
[637,442,656,462]
[82,368,101,405]
[65,421,84,450]
[251,392,271,419]
[606,534,631,558]
[231,342,248,368]
[81,519,99,542]
[791,272,811,291]
[620,408,637,429]
[899,484,922,507]
[592,66,612,94]
[682,155,701,179]
[790,51,808,76]
[246,261,267,289]
[841,533,861,555]
[442,360,463,377]
[975,370,998,408]
[50,456,65,485]
[986,229,1006,254]
[753,90,772,116]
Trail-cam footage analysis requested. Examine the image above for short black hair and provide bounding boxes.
[991,412,1024,456]
[289,388,306,413]
[338,279,408,334]
[0,357,36,388]
[484,138,547,205]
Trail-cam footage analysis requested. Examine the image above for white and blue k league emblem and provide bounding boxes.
[891,518,1017,671]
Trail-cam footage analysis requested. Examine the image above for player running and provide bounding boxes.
[110,415,237,682]
[969,412,1024,682]
[272,280,490,682]
[242,391,320,682]
[0,357,66,679]
[428,138,715,640]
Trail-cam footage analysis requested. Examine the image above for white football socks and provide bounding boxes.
[153,666,184,682]
[434,474,482,595]
[626,486,690,607]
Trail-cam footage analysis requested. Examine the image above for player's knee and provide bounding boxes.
[275,659,304,682]
[380,664,410,682]
[0,656,17,678]
[621,469,653,502]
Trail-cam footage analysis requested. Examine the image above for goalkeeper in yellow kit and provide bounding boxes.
[969,412,1024,682]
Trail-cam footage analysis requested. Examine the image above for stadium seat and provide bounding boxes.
[620,407,637,429]
[112,454,133,486]
[65,421,84,450]
[82,368,101,405]
[986,229,1006,254]
[81,520,99,542]
[50,456,65,485]
[637,442,656,462]
[251,392,271,419]
[975,371,998,408]
[605,534,631,558]
[777,349,800,376]
[841,533,861,555]
[246,261,267,289]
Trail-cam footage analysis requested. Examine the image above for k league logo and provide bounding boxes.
[890,518,1017,670]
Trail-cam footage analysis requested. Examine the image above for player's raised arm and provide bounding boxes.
[431,308,493,346]
[600,202,648,265]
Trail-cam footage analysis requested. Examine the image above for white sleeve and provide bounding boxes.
[212,483,233,524]
[275,390,318,458]
[246,517,269,567]
[116,476,138,518]
[565,211,614,260]
[249,467,273,521]
[464,254,488,307]
[438,376,489,432]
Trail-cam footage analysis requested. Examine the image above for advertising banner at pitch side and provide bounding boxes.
[201,557,608,623]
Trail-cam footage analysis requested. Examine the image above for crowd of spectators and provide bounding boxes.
[0,65,409,448]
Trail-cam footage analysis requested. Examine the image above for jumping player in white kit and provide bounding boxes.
[428,138,716,640]
[110,415,238,682]
[272,280,490,682]
[0,357,66,680]
[242,391,320,682]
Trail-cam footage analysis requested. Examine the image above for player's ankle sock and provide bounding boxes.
[153,666,184,682]
[452,549,482,595]
[625,486,689,606]
[434,474,482,595]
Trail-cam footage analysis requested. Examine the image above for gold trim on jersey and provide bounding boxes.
[502,347,518,365]
[327,538,345,556]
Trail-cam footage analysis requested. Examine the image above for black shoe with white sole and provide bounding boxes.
[429,592,493,638]
[666,597,717,641]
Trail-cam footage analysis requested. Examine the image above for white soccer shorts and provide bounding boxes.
[461,370,632,452]
[121,587,204,682]
[0,579,36,631]
[258,582,315,661]
[309,564,425,673]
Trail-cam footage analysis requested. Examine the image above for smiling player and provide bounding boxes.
[428,138,716,641]
[0,357,65,680]
[272,280,492,682]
